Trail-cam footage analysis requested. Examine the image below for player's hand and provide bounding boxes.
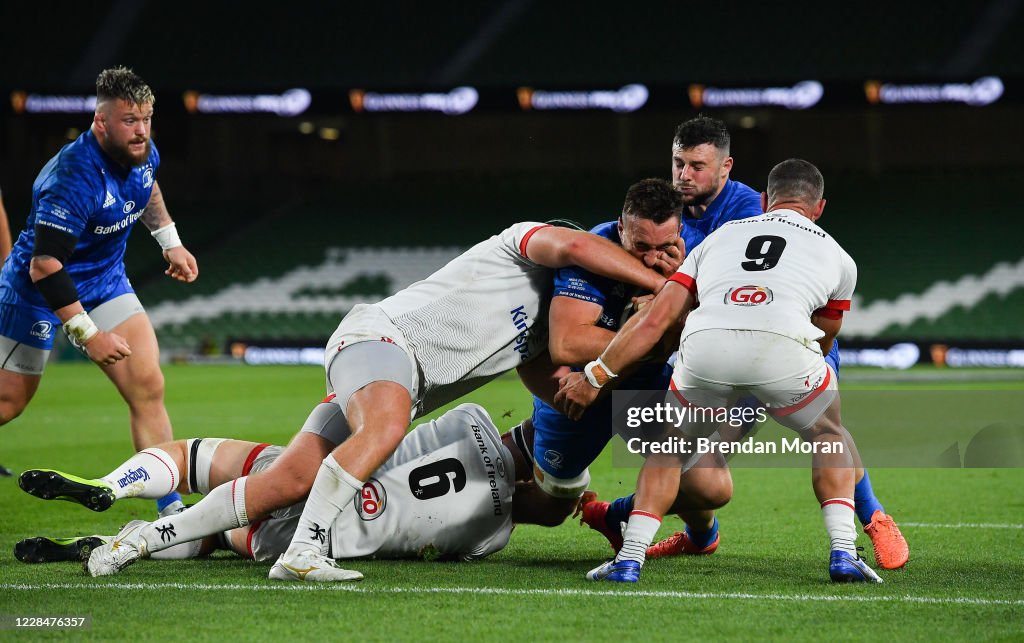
[554,371,600,420]
[649,239,685,278]
[573,490,598,520]
[83,330,131,366]
[164,246,199,283]
[631,294,655,314]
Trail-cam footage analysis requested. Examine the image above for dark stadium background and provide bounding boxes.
[1,6,1022,640]
[2,0,1023,364]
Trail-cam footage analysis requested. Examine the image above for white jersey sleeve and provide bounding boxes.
[827,247,857,312]
[669,241,704,296]
[329,403,515,561]
[375,222,553,413]
[677,210,857,349]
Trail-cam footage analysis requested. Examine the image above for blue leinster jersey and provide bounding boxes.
[0,128,159,311]
[554,219,706,318]
[682,179,762,238]
[531,220,689,479]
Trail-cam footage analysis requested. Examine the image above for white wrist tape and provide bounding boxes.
[64,311,99,344]
[583,357,618,389]
[596,356,618,379]
[151,223,182,250]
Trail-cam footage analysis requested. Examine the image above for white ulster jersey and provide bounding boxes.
[671,209,857,350]
[329,403,515,561]
[376,222,553,412]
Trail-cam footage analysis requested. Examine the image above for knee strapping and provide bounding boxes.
[533,464,590,499]
[185,438,226,495]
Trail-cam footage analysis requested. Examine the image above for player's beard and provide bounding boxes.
[675,179,720,208]
[109,137,151,168]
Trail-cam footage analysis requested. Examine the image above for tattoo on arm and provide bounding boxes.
[140,181,172,231]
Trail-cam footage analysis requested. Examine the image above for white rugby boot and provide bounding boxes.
[269,549,363,582]
[86,520,149,577]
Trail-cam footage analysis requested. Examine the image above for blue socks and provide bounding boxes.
[605,494,635,532]
[854,469,885,526]
[685,516,719,550]
[157,491,183,513]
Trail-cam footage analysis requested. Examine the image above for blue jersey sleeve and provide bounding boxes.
[553,265,608,307]
[33,158,102,240]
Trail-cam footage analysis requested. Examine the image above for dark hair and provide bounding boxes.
[622,178,684,224]
[673,115,730,155]
[96,66,155,106]
[766,159,824,206]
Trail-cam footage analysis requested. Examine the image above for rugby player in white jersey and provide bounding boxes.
[78,200,678,579]
[19,402,539,568]
[557,159,882,584]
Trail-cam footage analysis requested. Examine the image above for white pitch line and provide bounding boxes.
[2,584,1022,607]
[902,522,1024,529]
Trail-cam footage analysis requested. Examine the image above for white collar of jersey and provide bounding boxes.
[765,208,801,218]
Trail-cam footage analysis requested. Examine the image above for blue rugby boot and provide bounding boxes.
[586,559,642,583]
[829,549,883,583]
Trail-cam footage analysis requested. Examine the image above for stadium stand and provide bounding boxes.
[877,288,1024,340]
[3,2,1017,89]
[124,171,1022,354]
[111,3,495,90]
[467,2,992,85]
[0,3,114,86]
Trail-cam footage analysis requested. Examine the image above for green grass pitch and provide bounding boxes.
[0,364,1021,640]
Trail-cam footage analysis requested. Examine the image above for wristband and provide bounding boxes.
[63,311,99,345]
[151,223,182,250]
[583,357,618,389]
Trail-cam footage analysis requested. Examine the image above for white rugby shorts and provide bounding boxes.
[671,329,837,432]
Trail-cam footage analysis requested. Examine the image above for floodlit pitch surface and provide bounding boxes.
[1,364,1021,640]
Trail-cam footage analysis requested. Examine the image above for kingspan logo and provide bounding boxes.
[509,305,531,360]
[117,467,150,489]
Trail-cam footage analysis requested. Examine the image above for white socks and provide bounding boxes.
[150,539,203,560]
[102,448,178,500]
[614,511,662,567]
[821,498,858,556]
[141,477,250,555]
[285,457,363,557]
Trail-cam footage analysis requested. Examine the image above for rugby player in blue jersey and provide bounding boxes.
[3,67,197,515]
[529,117,904,571]
[580,121,906,572]
[512,180,733,557]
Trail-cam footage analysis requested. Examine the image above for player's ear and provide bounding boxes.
[760,192,768,212]
[617,217,624,237]
[93,106,107,134]
[814,198,826,220]
[721,155,734,175]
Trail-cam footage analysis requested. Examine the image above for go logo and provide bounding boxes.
[356,478,387,520]
[726,285,773,306]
